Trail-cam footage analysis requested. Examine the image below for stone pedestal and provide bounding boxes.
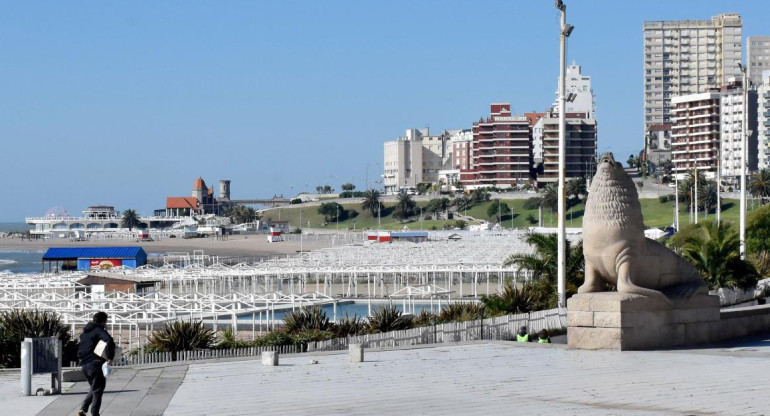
[349,344,364,363]
[262,351,278,366]
[568,292,720,350]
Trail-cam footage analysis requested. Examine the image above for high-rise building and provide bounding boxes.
[538,111,597,184]
[552,62,595,119]
[643,14,743,130]
[756,71,770,170]
[747,37,770,87]
[463,103,532,189]
[720,80,758,186]
[671,91,721,180]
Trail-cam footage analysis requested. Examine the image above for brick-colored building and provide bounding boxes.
[671,91,721,179]
[464,103,532,189]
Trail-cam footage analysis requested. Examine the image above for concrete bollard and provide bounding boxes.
[262,351,278,366]
[20,340,32,396]
[349,344,364,363]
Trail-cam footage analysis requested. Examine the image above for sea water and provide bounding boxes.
[237,300,442,321]
[0,250,44,274]
[0,222,41,274]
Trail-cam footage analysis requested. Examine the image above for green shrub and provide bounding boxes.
[253,330,294,347]
[412,310,438,327]
[525,214,537,225]
[523,197,542,210]
[437,302,485,323]
[215,326,252,349]
[283,306,332,334]
[147,320,214,353]
[481,280,554,316]
[333,314,367,337]
[366,306,413,333]
[293,330,335,351]
[658,194,670,203]
[0,309,76,368]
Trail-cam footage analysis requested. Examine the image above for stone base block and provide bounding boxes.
[262,351,278,366]
[349,344,364,363]
[567,292,720,350]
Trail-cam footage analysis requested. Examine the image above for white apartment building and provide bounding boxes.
[383,128,466,194]
[532,117,545,163]
[748,37,770,87]
[552,62,595,119]
[643,14,743,130]
[758,71,770,169]
[720,81,758,186]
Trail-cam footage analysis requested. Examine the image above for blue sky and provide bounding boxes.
[1,1,769,221]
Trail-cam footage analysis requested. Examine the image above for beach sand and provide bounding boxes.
[0,234,336,258]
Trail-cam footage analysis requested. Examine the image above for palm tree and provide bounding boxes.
[360,189,382,217]
[679,220,758,289]
[224,204,259,224]
[697,180,718,216]
[540,183,558,213]
[393,193,416,220]
[749,168,770,204]
[503,232,584,289]
[565,178,587,202]
[121,209,141,231]
[676,169,706,210]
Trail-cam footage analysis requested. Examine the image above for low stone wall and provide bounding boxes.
[719,304,770,339]
[568,292,770,350]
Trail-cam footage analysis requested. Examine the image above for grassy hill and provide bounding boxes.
[262,197,754,231]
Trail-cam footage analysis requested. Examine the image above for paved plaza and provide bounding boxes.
[2,336,769,415]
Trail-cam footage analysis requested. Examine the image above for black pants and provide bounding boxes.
[81,361,106,416]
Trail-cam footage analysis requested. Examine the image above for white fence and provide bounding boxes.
[307,307,567,352]
[65,307,567,368]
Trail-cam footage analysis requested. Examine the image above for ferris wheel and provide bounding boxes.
[44,207,71,218]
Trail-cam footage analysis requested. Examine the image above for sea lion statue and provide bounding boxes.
[580,152,707,304]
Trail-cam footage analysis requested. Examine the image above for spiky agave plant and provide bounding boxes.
[283,306,332,334]
[366,306,413,334]
[481,281,548,316]
[333,314,367,337]
[148,320,214,354]
[412,310,438,327]
[437,302,486,323]
[0,309,74,368]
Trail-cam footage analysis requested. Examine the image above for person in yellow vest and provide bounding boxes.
[516,325,530,342]
[538,329,551,343]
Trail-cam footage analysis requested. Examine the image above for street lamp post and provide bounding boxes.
[555,0,574,308]
[299,207,303,253]
[420,207,424,230]
[738,63,748,259]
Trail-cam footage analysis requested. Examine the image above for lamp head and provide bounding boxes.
[555,0,566,11]
[563,24,574,37]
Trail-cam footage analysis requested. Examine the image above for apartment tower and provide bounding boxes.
[643,14,742,130]
[465,103,532,189]
[747,37,770,87]
[670,91,721,179]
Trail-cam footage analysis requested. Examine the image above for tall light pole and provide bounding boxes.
[716,147,721,226]
[556,0,574,308]
[738,63,748,259]
[299,207,303,253]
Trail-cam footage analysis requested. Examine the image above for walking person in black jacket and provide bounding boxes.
[76,312,115,416]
